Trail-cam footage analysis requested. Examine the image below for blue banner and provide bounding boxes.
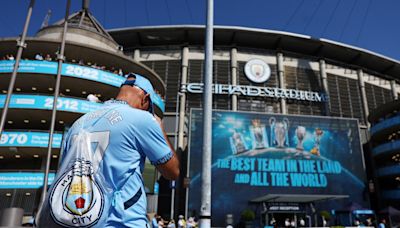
[0,60,124,87]
[0,60,165,112]
[0,131,62,148]
[61,63,125,87]
[188,110,367,226]
[0,60,56,74]
[0,172,55,189]
[0,94,102,113]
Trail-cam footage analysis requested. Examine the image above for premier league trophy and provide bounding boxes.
[269,117,289,148]
[230,130,247,154]
[250,119,268,149]
[295,126,306,151]
[311,128,323,156]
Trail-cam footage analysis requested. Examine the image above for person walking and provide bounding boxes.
[177,215,186,228]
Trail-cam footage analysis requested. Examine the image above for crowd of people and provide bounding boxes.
[151,214,198,228]
[354,218,387,228]
[2,53,126,76]
[2,54,14,60]
[33,52,125,76]
[276,217,306,227]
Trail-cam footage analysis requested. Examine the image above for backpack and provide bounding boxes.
[36,129,112,227]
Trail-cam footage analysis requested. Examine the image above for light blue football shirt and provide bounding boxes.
[51,100,173,227]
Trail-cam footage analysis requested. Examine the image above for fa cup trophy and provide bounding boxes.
[295,126,306,151]
[269,117,289,148]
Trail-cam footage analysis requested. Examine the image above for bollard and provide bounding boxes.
[226,214,234,225]
[0,207,24,227]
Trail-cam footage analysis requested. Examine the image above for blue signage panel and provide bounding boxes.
[0,131,62,148]
[0,94,102,113]
[188,110,367,226]
[61,63,125,87]
[0,60,165,112]
[0,60,124,87]
[0,60,57,74]
[0,172,55,189]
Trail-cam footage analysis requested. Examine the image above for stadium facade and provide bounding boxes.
[108,25,400,226]
[0,4,399,227]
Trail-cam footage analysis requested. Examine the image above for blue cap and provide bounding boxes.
[121,73,155,113]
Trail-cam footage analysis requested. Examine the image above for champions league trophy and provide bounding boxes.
[295,126,306,151]
[250,119,268,149]
[269,117,289,148]
[311,128,324,156]
[230,130,247,154]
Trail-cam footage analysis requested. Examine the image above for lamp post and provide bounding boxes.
[199,0,214,227]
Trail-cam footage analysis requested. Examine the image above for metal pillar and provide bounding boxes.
[319,59,330,115]
[40,0,71,207]
[170,93,181,220]
[199,0,213,226]
[390,80,398,100]
[277,52,286,114]
[231,48,238,111]
[0,208,24,226]
[178,47,191,219]
[358,69,370,126]
[0,0,35,137]
[178,47,189,150]
[133,49,141,61]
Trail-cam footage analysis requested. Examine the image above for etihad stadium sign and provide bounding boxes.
[181,83,328,102]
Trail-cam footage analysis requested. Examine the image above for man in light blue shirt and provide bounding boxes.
[37,73,179,227]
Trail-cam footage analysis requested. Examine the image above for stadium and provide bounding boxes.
[0,2,399,227]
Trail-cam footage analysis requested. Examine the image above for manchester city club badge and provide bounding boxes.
[244,58,271,83]
[49,159,104,227]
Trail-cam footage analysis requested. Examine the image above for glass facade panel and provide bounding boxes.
[142,60,181,112]
[285,65,324,116]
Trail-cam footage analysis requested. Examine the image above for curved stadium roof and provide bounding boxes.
[109,25,400,82]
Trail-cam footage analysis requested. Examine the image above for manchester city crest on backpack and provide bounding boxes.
[50,159,104,227]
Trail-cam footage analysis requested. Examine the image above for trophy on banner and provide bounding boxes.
[249,119,268,149]
[295,126,307,151]
[311,128,324,156]
[269,117,289,148]
[230,129,247,154]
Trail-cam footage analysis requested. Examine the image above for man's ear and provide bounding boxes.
[142,93,151,107]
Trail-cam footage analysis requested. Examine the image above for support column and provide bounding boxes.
[40,0,71,207]
[179,47,190,219]
[133,49,140,62]
[319,59,330,115]
[178,47,189,150]
[231,48,238,111]
[277,52,287,114]
[358,69,370,126]
[390,80,398,100]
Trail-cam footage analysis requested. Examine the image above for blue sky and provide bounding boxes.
[1,0,400,60]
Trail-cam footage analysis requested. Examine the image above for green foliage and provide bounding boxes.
[240,209,255,221]
[320,210,331,220]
